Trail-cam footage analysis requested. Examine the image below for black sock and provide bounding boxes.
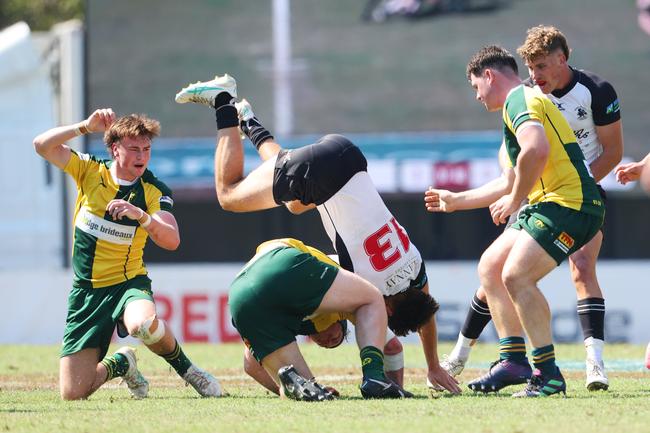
[214,92,238,130]
[241,117,274,150]
[577,297,605,340]
[460,293,492,340]
[161,340,193,377]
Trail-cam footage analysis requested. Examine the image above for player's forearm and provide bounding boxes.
[590,147,623,183]
[143,216,180,250]
[453,174,512,210]
[418,315,441,370]
[512,146,547,203]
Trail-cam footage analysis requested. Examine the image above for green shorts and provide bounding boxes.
[229,246,339,362]
[61,274,154,359]
[510,202,604,265]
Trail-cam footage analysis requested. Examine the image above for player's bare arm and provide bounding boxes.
[490,121,548,225]
[417,285,462,394]
[106,200,180,250]
[616,152,650,184]
[33,108,116,169]
[425,170,513,213]
[589,120,623,182]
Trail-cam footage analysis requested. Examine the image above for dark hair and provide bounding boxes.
[387,289,440,336]
[330,320,349,349]
[466,45,519,80]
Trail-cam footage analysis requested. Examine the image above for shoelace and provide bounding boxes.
[186,370,211,390]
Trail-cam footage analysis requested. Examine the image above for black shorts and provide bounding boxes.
[272,134,367,206]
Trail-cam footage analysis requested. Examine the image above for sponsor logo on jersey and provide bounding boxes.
[575,106,588,120]
[553,231,575,254]
[99,176,106,188]
[75,208,136,245]
[554,102,566,111]
[384,257,419,294]
[160,196,174,207]
[606,99,620,114]
[573,128,590,141]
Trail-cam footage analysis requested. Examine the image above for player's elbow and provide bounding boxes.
[33,136,47,157]
[158,234,180,251]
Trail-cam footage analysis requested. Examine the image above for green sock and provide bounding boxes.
[499,336,528,363]
[161,340,193,376]
[101,352,130,381]
[360,346,385,381]
[532,344,557,377]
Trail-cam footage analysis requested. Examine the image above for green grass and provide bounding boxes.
[2,343,649,433]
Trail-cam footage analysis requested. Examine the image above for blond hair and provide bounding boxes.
[104,114,161,151]
[517,25,570,62]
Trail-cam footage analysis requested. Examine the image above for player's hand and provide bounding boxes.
[424,187,457,213]
[427,365,461,395]
[489,194,518,226]
[614,162,643,185]
[85,108,116,133]
[106,199,144,221]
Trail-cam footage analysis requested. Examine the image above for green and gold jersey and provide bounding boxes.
[502,85,604,217]
[254,238,353,334]
[64,151,174,288]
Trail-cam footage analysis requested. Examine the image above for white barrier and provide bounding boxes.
[1,260,648,345]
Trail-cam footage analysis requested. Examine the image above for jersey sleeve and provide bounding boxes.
[590,80,621,126]
[504,86,545,133]
[145,176,174,214]
[63,150,92,184]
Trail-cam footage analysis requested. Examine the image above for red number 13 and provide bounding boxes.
[363,218,411,271]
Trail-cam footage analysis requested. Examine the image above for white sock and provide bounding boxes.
[450,333,474,360]
[584,337,604,363]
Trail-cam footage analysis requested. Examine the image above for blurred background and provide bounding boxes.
[1,0,649,344]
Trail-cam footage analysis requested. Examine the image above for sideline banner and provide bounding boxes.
[1,261,648,344]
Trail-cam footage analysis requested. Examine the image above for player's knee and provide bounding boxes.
[570,255,596,284]
[60,384,91,400]
[243,356,256,377]
[384,336,402,355]
[477,255,500,287]
[131,315,166,345]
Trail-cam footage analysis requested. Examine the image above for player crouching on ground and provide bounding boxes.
[33,109,221,400]
[243,315,405,396]
[229,238,418,401]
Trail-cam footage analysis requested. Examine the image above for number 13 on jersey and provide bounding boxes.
[363,217,411,271]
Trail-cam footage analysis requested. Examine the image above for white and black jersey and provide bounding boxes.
[273,134,425,296]
[528,68,621,164]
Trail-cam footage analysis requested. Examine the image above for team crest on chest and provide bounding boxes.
[575,106,588,120]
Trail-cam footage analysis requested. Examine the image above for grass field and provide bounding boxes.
[2,342,649,433]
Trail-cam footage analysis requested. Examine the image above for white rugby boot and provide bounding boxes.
[175,74,237,107]
[585,357,609,391]
[183,364,223,397]
[115,346,149,399]
[440,353,467,378]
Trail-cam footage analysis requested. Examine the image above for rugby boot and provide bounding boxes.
[183,364,223,397]
[512,368,567,398]
[278,365,335,402]
[175,74,237,107]
[585,357,609,391]
[467,359,532,393]
[115,347,149,399]
[235,98,274,147]
[440,353,467,378]
[360,376,413,399]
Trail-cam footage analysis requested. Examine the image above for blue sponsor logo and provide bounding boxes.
[606,99,620,114]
